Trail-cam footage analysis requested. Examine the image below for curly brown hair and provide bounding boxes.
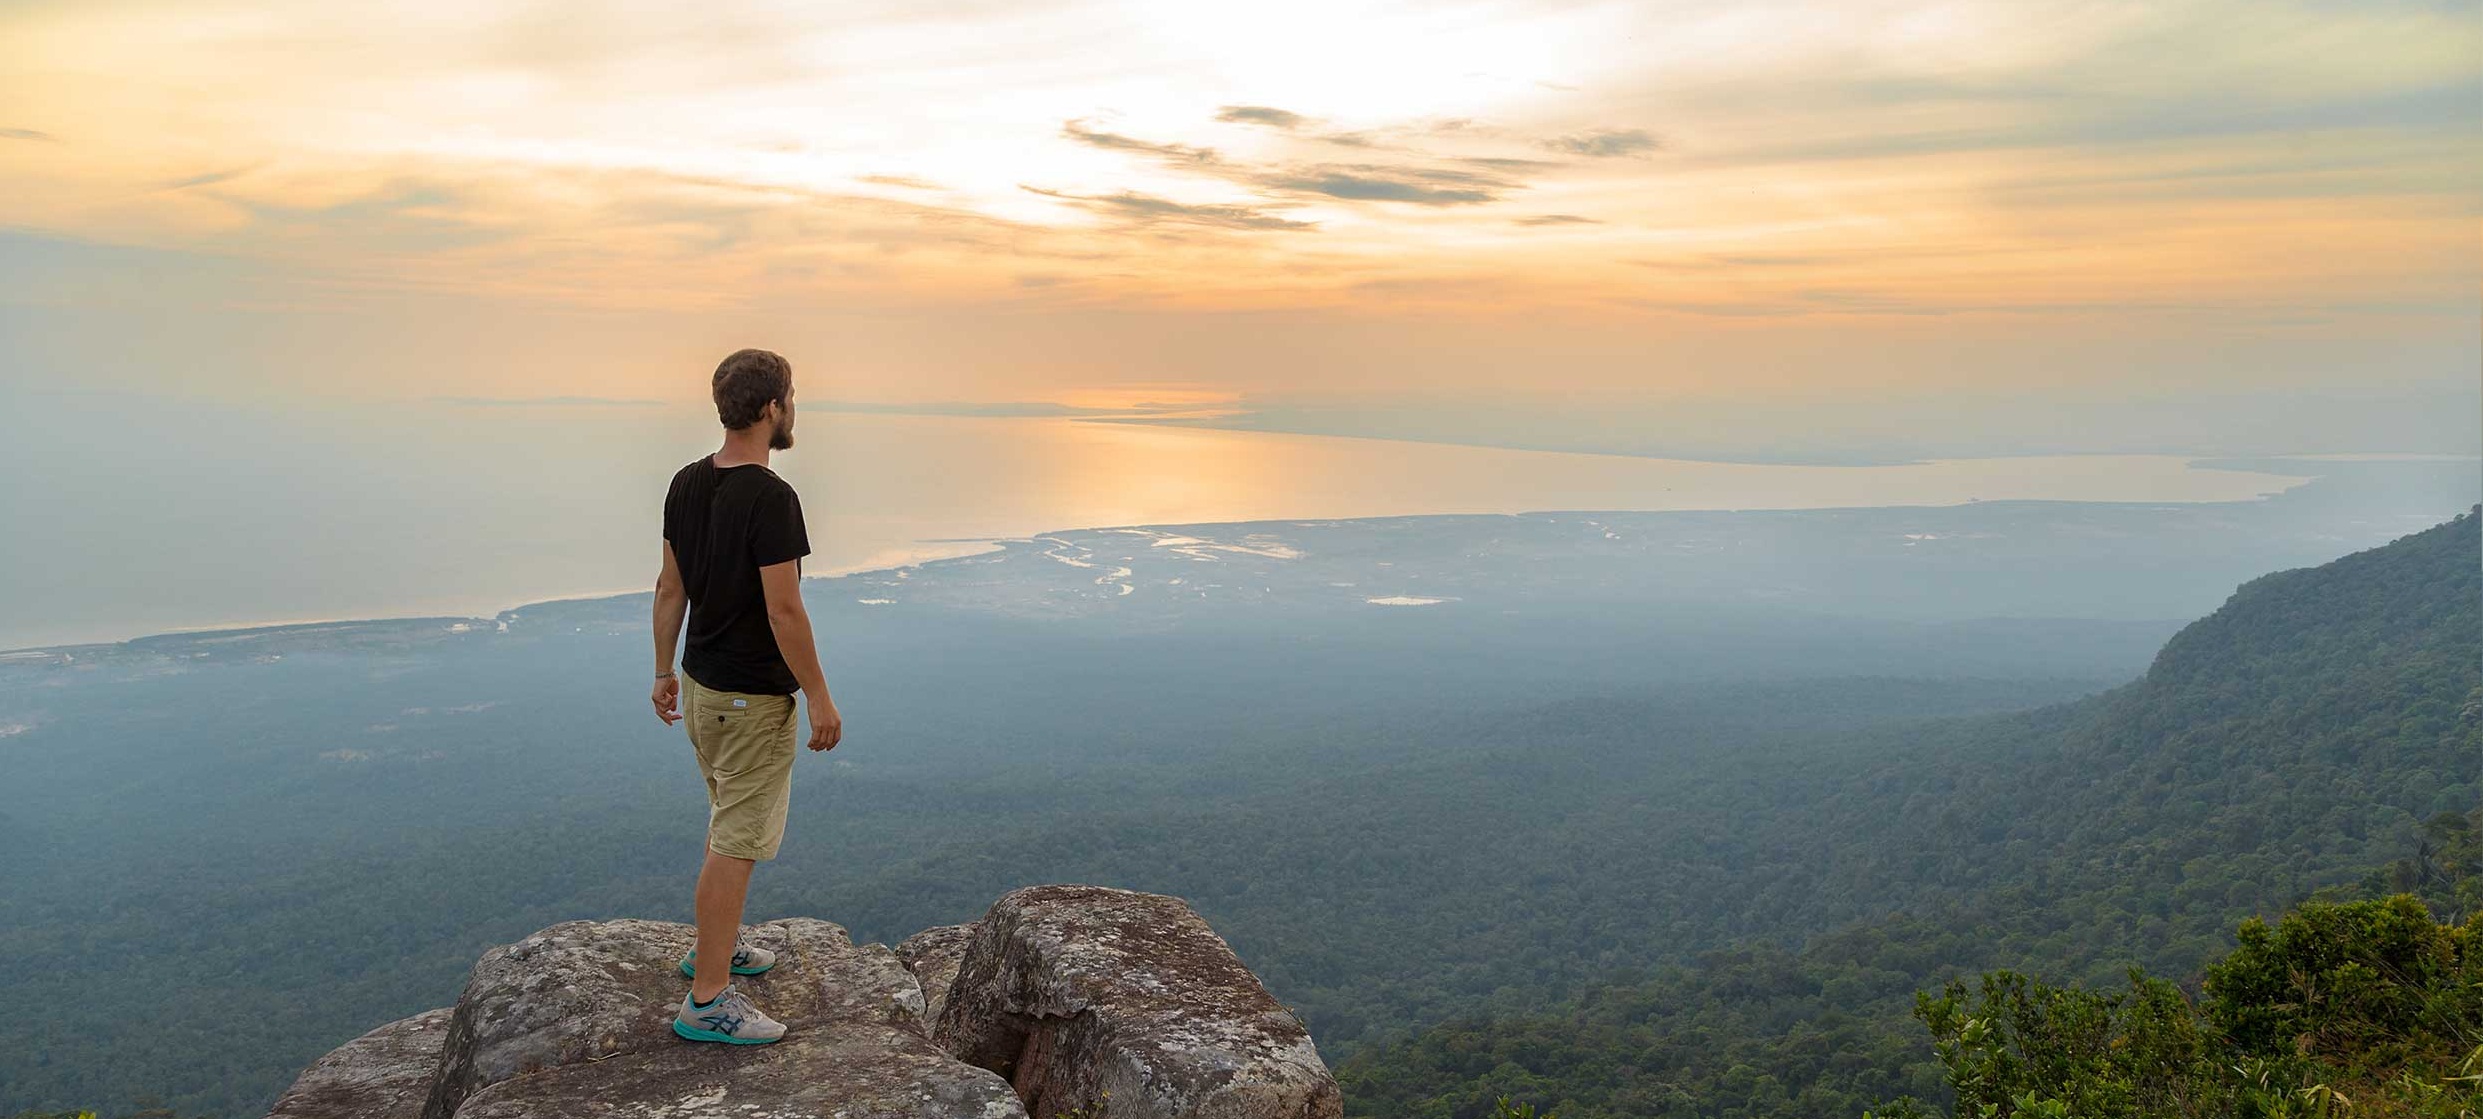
[712,349,792,430]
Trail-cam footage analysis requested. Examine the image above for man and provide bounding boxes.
[651,348,843,1045]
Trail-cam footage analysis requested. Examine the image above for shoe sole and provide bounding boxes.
[677,959,777,979]
[672,1019,783,1045]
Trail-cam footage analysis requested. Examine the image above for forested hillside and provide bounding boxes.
[1339,509,2481,1118]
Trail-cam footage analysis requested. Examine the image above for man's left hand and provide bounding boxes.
[652,674,681,725]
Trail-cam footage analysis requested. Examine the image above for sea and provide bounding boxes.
[0,397,2314,648]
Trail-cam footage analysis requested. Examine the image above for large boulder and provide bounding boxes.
[417,917,1025,1119]
[268,1007,454,1119]
[932,884,1344,1119]
[896,922,980,1024]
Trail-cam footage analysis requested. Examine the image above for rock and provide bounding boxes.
[418,917,1025,1119]
[274,887,1340,1119]
[896,922,980,1024]
[268,1007,454,1119]
[932,884,1344,1119]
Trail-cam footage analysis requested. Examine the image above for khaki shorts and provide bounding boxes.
[681,672,799,861]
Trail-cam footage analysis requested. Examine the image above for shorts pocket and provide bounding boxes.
[693,692,782,727]
[694,693,795,779]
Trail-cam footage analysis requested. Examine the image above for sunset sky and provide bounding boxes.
[3,0,2477,457]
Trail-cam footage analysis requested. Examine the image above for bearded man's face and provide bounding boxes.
[769,394,795,449]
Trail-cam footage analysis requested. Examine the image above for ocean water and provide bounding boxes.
[0,396,2306,648]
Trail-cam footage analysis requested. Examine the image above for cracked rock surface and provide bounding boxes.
[896,922,980,1025]
[268,1007,453,1119]
[268,887,1337,1119]
[933,884,1344,1119]
[417,917,1021,1119]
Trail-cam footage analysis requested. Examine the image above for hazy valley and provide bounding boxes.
[3,455,2476,1115]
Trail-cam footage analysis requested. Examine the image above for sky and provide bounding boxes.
[2,0,2479,458]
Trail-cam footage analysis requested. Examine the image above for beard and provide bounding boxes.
[768,415,794,450]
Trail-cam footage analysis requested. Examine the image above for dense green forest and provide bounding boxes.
[0,509,2471,1115]
[1331,812,2479,1119]
[1894,892,2476,1119]
[1337,510,2480,1118]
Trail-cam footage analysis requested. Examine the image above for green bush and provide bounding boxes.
[1913,896,2480,1119]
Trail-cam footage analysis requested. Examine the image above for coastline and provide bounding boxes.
[0,484,2342,659]
[0,538,1016,661]
[19,449,2483,656]
[0,430,2354,653]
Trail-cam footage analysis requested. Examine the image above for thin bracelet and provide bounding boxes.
[655,670,676,679]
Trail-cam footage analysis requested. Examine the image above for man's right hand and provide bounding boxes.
[807,697,843,752]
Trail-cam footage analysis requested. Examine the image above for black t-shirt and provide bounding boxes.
[664,456,811,695]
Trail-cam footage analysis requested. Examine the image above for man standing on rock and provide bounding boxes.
[650,347,843,1045]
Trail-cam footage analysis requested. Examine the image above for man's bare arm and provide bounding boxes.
[760,559,842,751]
[652,540,688,724]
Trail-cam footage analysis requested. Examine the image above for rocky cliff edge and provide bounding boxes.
[267,883,1342,1119]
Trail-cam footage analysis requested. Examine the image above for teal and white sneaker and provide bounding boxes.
[672,984,787,1045]
[677,942,777,979]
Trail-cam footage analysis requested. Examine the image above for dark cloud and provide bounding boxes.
[1061,120,1220,165]
[160,167,249,190]
[1542,128,1661,157]
[1461,156,1563,172]
[1019,186,1314,231]
[1052,117,1543,210]
[1,127,55,142]
[1378,164,1509,187]
[1211,106,1383,149]
[1216,105,1306,130]
[1515,214,1599,226]
[1263,171,1497,204]
[1258,162,1516,205]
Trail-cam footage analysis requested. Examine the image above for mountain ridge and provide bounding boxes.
[1336,508,2482,1118]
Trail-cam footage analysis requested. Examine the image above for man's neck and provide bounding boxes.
[714,431,772,469]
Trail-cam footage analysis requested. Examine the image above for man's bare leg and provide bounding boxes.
[691,847,756,1004]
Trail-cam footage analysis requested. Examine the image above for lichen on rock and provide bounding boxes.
[267,886,1337,1119]
[268,1007,454,1119]
[932,884,1344,1119]
[896,922,980,1025]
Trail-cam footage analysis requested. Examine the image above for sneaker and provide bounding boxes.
[677,942,778,979]
[672,984,787,1045]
